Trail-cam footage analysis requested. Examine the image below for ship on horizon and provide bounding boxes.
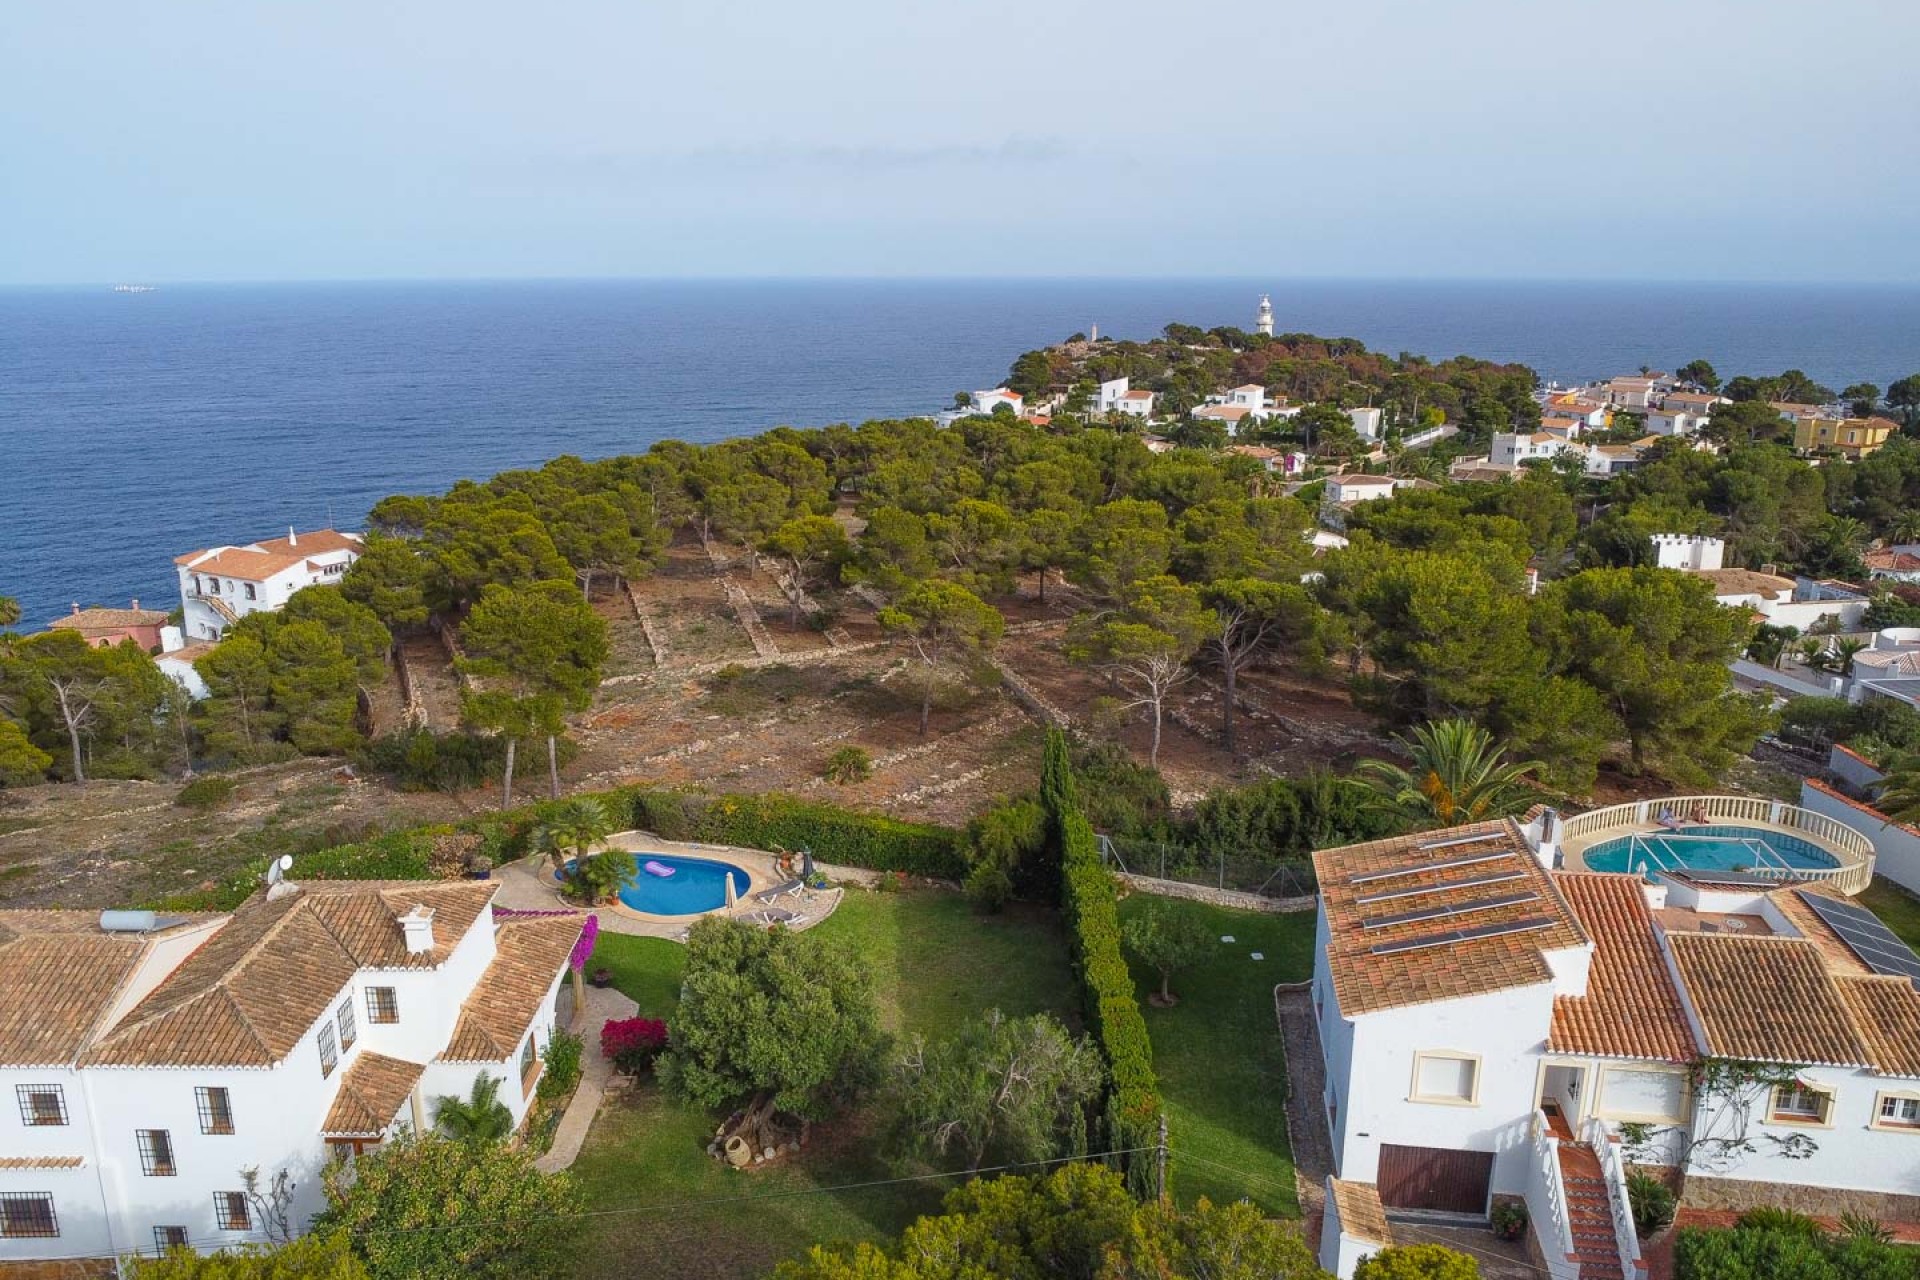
[112,284,156,294]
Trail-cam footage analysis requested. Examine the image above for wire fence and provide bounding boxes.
[1098,835,1317,900]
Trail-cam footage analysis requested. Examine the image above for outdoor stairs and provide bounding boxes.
[1557,1142,1626,1280]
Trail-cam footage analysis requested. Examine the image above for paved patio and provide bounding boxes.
[534,980,638,1173]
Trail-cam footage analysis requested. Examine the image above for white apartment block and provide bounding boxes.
[0,878,578,1263]
[175,530,364,641]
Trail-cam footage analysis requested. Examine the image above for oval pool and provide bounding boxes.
[1581,824,1839,879]
[556,854,753,915]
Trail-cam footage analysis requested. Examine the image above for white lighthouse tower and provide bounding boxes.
[1255,293,1274,337]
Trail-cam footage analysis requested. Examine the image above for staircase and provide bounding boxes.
[1557,1143,1625,1280]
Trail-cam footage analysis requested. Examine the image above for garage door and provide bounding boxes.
[1377,1144,1494,1216]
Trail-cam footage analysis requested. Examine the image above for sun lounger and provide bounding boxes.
[750,878,805,903]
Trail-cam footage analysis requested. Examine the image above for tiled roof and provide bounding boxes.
[322,1051,425,1136]
[50,607,168,633]
[175,530,362,581]
[1328,1178,1393,1246]
[1865,550,1920,573]
[1194,404,1252,420]
[0,1156,86,1170]
[86,881,497,1068]
[1834,977,1920,1077]
[1768,877,1876,976]
[1550,873,1695,1063]
[1664,933,1869,1067]
[0,911,166,1067]
[438,915,581,1063]
[1313,820,1588,1016]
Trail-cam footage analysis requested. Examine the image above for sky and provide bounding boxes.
[2,0,1917,284]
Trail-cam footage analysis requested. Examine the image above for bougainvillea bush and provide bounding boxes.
[601,1017,668,1075]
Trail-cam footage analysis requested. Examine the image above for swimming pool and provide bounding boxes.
[1581,825,1840,879]
[555,854,753,915]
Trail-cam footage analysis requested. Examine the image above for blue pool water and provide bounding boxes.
[1582,825,1839,879]
[555,854,751,915]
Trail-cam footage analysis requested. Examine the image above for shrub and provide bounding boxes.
[1491,1199,1528,1242]
[536,1030,584,1103]
[1627,1172,1675,1237]
[1353,1244,1480,1280]
[601,1017,668,1075]
[568,851,637,904]
[174,775,238,810]
[821,746,873,785]
[964,862,1014,913]
[691,792,965,878]
[631,789,702,841]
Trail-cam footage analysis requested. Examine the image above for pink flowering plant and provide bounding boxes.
[601,1017,668,1075]
[570,913,600,973]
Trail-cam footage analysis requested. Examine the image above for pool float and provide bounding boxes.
[643,860,676,878]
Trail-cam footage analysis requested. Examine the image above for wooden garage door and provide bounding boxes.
[1377,1144,1494,1215]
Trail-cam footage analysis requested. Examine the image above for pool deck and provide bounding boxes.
[492,831,869,940]
[1561,817,1841,875]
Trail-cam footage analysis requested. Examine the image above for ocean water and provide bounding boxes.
[4,278,1918,628]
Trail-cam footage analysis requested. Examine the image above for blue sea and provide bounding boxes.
[4,278,1919,628]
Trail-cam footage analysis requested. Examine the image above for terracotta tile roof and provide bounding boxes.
[438,915,581,1063]
[1769,876,1876,976]
[1834,977,1920,1077]
[1120,390,1154,401]
[322,1051,426,1136]
[86,882,498,1068]
[1550,873,1696,1063]
[0,911,159,1067]
[1194,404,1252,420]
[1690,568,1795,598]
[1313,820,1588,1016]
[50,607,168,634]
[1865,550,1920,574]
[176,530,362,581]
[0,1156,86,1170]
[160,641,219,665]
[1665,933,1869,1067]
[1328,1178,1393,1246]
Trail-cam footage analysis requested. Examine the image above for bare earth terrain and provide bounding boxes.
[0,534,1386,910]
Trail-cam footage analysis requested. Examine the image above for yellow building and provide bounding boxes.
[1793,413,1899,458]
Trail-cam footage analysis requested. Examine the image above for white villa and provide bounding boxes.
[0,875,578,1262]
[1309,805,1920,1280]
[965,387,1024,416]
[175,530,364,641]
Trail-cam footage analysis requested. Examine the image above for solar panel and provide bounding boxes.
[1367,915,1555,956]
[1354,870,1527,906]
[1418,830,1509,852]
[1796,890,1920,983]
[1349,849,1515,886]
[1361,891,1541,931]
[1663,869,1782,888]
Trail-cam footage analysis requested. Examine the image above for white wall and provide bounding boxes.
[1801,779,1920,895]
[1688,1062,1920,1196]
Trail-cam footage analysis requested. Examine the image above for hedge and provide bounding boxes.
[150,782,965,912]
[1045,729,1163,1198]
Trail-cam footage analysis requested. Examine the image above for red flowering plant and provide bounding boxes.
[601,1017,669,1075]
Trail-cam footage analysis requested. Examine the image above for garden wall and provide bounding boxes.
[1800,777,1920,896]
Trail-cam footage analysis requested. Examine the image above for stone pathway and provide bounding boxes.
[534,981,638,1173]
[1274,984,1332,1241]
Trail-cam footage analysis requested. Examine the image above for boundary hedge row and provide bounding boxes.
[1044,730,1164,1198]
[156,784,965,912]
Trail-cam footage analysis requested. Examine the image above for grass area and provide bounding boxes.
[568,888,1077,1279]
[1859,876,1920,951]
[1115,895,1316,1217]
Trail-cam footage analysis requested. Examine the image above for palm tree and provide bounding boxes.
[1794,637,1831,672]
[432,1073,513,1144]
[1355,718,1545,827]
[1832,636,1870,676]
[532,796,615,875]
[1877,756,1920,826]
[1889,511,1920,546]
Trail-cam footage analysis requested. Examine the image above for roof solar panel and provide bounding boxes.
[1353,869,1527,906]
[1796,890,1920,982]
[1361,891,1540,931]
[1417,830,1509,852]
[1367,915,1555,957]
[1349,849,1515,886]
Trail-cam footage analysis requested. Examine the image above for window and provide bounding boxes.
[153,1225,189,1253]
[1410,1051,1481,1105]
[16,1085,67,1126]
[136,1129,177,1176]
[520,1034,539,1091]
[338,997,357,1051]
[208,579,220,594]
[1876,1094,1920,1130]
[318,1024,338,1078]
[215,1192,251,1231]
[1599,1067,1689,1123]
[0,1193,58,1239]
[1769,1083,1832,1126]
[366,986,399,1024]
[191,576,202,594]
[195,1086,234,1135]
[243,583,257,600]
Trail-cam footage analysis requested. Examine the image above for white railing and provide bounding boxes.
[1584,1116,1646,1280]
[1526,1112,1581,1280]
[1558,796,1875,894]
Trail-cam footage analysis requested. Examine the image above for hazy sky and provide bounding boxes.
[3,0,1916,284]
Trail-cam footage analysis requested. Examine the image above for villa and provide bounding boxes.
[0,872,579,1263]
[174,530,364,642]
[1309,802,1920,1280]
[1794,414,1899,459]
[47,601,170,651]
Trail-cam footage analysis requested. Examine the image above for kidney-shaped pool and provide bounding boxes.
[556,853,754,915]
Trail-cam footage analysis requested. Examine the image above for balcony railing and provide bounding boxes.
[1558,795,1874,894]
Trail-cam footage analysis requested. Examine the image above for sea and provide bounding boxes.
[4,278,1919,629]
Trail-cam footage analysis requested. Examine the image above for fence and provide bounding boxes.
[1098,834,1316,901]
[1559,794,1876,895]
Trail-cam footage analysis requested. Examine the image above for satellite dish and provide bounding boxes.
[265,855,294,886]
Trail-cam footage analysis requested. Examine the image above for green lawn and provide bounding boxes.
[567,889,1078,1279]
[1115,895,1316,1217]
[1859,876,1920,951]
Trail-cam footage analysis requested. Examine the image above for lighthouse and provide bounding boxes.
[1255,294,1274,337]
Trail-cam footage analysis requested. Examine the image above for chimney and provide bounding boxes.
[130,598,139,611]
[71,602,80,614]
[398,904,436,955]
[288,526,297,547]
